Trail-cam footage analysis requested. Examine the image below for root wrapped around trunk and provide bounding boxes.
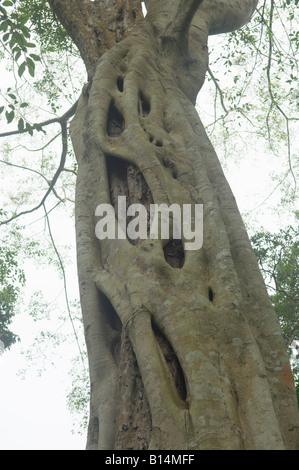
[67,2,299,450]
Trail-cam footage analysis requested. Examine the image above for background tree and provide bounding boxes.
[0,0,298,450]
[251,223,299,406]
[0,212,43,352]
[0,222,25,350]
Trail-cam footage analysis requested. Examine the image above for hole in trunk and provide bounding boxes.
[99,291,122,333]
[208,286,214,302]
[163,239,184,269]
[117,7,124,22]
[106,156,154,244]
[139,91,150,117]
[117,77,124,92]
[107,100,125,137]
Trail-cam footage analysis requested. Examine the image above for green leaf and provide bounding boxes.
[13,31,25,46]
[21,28,31,39]
[0,20,9,32]
[26,57,35,76]
[25,122,33,136]
[33,123,44,132]
[17,118,24,132]
[0,106,4,114]
[5,110,15,123]
[18,61,26,77]
[20,102,29,108]
[2,1,14,6]
[9,34,17,48]
[29,53,41,62]
[14,49,21,61]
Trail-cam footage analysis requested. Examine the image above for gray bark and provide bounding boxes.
[63,0,299,449]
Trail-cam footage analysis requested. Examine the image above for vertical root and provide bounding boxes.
[152,321,188,402]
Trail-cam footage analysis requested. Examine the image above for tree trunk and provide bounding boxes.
[50,0,299,450]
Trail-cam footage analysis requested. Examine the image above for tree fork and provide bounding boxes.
[51,0,299,450]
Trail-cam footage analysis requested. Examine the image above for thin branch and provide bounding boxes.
[207,66,229,115]
[19,132,61,152]
[287,324,299,348]
[62,167,77,176]
[43,202,86,370]
[266,0,296,190]
[248,171,289,212]
[0,158,66,204]
[0,100,78,139]
[0,120,69,225]
[0,100,78,225]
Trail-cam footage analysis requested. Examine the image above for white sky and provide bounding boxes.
[0,213,86,450]
[0,354,86,450]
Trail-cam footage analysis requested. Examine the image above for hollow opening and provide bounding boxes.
[106,155,154,244]
[141,1,147,17]
[96,290,122,364]
[99,291,123,333]
[117,76,124,92]
[107,100,125,137]
[163,239,184,269]
[208,286,214,302]
[139,91,150,117]
[155,140,163,147]
[117,7,124,22]
[161,157,178,179]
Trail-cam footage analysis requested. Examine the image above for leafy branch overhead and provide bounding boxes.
[0,0,41,76]
[206,0,298,190]
[0,0,41,131]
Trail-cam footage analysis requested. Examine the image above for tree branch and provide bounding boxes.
[0,158,66,204]
[266,0,297,190]
[0,101,78,225]
[208,66,229,115]
[0,120,69,226]
[162,0,204,45]
[43,202,86,369]
[192,0,259,36]
[0,100,78,139]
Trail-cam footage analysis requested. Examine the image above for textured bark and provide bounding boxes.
[47,0,143,78]
[48,0,299,450]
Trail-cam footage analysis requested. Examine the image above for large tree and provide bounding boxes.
[2,0,299,450]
